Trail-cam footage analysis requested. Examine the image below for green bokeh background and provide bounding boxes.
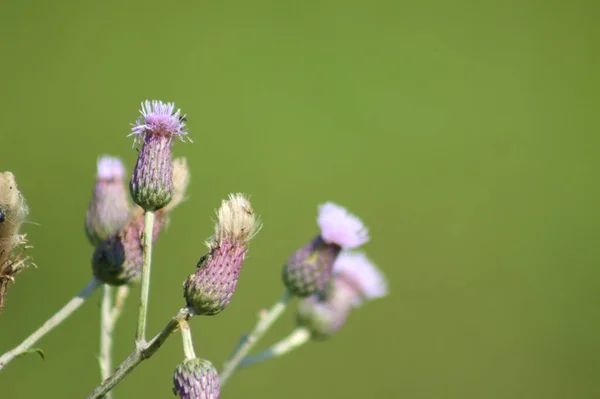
[1,0,599,398]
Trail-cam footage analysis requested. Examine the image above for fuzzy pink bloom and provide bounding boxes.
[317,202,369,248]
[333,250,387,306]
[129,100,190,145]
[97,156,125,180]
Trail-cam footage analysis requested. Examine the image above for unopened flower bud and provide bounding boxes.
[0,172,33,311]
[184,194,260,315]
[173,358,220,399]
[282,202,369,297]
[91,208,164,286]
[296,250,387,339]
[129,100,190,212]
[85,156,130,246]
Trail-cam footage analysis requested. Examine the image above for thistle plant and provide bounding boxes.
[0,99,388,398]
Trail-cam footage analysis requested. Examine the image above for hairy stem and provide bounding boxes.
[240,327,311,368]
[219,291,291,386]
[135,211,154,344]
[0,278,101,371]
[179,320,196,360]
[99,285,114,399]
[87,307,192,399]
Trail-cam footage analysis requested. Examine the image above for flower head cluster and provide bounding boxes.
[92,158,190,286]
[282,202,369,297]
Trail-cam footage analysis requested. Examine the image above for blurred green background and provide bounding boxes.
[1,0,599,397]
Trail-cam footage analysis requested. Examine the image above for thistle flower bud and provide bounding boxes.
[85,156,130,246]
[282,202,369,297]
[129,100,190,212]
[0,172,33,311]
[173,358,220,399]
[92,158,190,285]
[91,208,164,286]
[184,194,260,315]
[296,250,387,339]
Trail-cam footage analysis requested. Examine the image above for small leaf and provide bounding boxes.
[15,348,45,361]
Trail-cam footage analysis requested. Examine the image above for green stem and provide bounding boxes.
[110,286,130,324]
[99,284,114,399]
[87,307,191,399]
[219,291,291,386]
[99,285,129,399]
[0,278,101,371]
[179,320,196,360]
[135,211,155,344]
[239,327,311,368]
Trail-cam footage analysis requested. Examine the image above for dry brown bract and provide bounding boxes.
[0,172,33,312]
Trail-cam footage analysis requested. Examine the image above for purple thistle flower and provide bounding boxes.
[184,194,260,315]
[296,250,387,339]
[129,100,190,212]
[282,202,369,298]
[129,100,190,145]
[85,156,131,246]
[332,250,388,306]
[173,358,220,399]
[317,202,369,248]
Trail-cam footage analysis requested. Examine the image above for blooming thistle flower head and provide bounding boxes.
[184,194,260,315]
[85,156,131,246]
[282,202,368,298]
[0,172,33,312]
[173,358,220,399]
[129,100,190,212]
[92,158,190,286]
[296,250,387,339]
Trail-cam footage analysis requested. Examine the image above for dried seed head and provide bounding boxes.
[208,193,260,251]
[173,358,220,399]
[163,157,190,213]
[129,100,190,212]
[184,194,260,315]
[0,172,33,312]
[85,156,131,246]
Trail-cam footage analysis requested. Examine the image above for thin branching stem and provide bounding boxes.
[179,320,196,360]
[99,285,114,399]
[0,278,102,371]
[219,290,291,386]
[87,307,192,399]
[239,327,311,368]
